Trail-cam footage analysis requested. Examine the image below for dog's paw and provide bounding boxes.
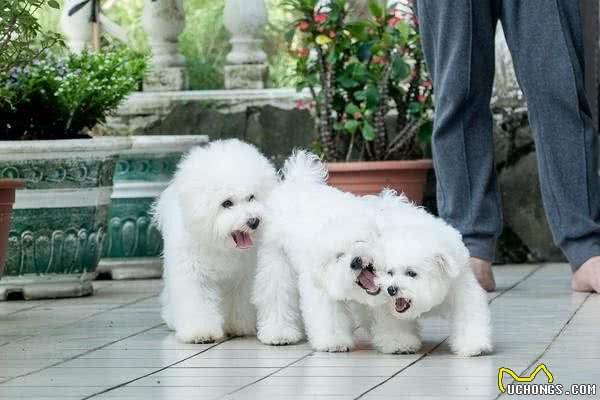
[176,326,225,344]
[374,333,422,354]
[450,336,493,357]
[257,324,303,346]
[311,336,354,353]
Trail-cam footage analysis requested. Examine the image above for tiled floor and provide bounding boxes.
[0,263,598,400]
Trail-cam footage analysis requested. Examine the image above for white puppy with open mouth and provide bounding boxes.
[254,151,492,356]
[153,139,277,343]
[363,191,493,356]
[253,150,389,352]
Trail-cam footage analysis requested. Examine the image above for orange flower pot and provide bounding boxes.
[326,160,433,204]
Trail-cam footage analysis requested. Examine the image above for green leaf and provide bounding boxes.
[344,119,360,133]
[417,120,433,144]
[338,75,358,88]
[353,90,366,101]
[47,0,60,9]
[365,85,379,108]
[357,42,373,62]
[391,57,410,81]
[334,121,345,131]
[408,102,423,117]
[284,28,296,44]
[397,21,410,41]
[362,121,375,141]
[368,0,384,19]
[345,103,360,114]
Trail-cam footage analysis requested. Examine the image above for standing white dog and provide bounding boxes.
[254,151,492,356]
[154,139,277,343]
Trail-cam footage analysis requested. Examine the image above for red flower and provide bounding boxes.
[297,99,304,109]
[373,56,387,64]
[298,21,310,31]
[387,17,399,26]
[421,81,433,88]
[328,30,336,38]
[314,13,328,24]
[417,95,427,103]
[297,48,310,58]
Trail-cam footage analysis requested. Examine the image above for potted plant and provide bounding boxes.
[286,0,433,203]
[0,48,145,300]
[98,134,208,280]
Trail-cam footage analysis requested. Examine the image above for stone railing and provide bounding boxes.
[60,0,270,91]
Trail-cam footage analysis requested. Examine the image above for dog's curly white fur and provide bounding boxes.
[153,139,277,344]
[254,151,492,356]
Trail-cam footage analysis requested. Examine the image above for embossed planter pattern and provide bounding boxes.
[0,138,132,300]
[98,135,208,280]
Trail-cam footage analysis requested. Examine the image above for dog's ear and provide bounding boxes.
[432,254,462,278]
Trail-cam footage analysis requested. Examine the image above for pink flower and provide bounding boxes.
[328,30,336,38]
[421,81,432,88]
[298,21,310,31]
[314,13,328,24]
[417,95,427,103]
[353,112,362,120]
[387,17,399,26]
[297,48,310,58]
[297,99,304,109]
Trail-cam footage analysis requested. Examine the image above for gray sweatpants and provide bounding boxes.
[416,0,600,270]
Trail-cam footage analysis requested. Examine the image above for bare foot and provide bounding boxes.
[471,257,496,292]
[572,256,600,293]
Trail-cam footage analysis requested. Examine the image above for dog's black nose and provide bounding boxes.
[387,286,399,296]
[247,218,260,230]
[350,257,363,270]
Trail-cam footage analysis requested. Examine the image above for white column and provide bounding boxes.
[60,0,93,53]
[223,0,269,89]
[142,0,187,91]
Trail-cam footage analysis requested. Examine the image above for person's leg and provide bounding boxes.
[416,0,501,291]
[500,0,600,292]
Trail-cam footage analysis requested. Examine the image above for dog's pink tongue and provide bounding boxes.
[232,231,254,249]
[395,297,411,313]
[358,269,380,295]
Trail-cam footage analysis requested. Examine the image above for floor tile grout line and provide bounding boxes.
[0,323,165,385]
[353,264,546,400]
[217,352,315,399]
[80,338,233,400]
[494,292,593,400]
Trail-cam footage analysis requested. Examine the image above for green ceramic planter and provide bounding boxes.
[98,135,208,280]
[0,138,132,300]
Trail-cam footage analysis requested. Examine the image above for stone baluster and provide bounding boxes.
[60,0,93,52]
[142,0,187,91]
[223,0,269,89]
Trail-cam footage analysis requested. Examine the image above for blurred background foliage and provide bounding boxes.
[37,0,296,89]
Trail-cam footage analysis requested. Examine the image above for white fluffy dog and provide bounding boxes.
[254,151,492,356]
[362,191,493,356]
[154,139,277,343]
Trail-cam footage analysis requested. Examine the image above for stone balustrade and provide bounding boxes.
[60,0,270,91]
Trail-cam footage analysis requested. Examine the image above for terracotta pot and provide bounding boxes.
[326,160,433,204]
[0,180,25,276]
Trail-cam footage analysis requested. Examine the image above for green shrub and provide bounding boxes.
[0,48,147,140]
[285,0,433,161]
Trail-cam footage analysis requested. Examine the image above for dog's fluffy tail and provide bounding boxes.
[281,150,328,185]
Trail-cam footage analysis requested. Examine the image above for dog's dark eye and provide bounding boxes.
[221,199,233,208]
[248,195,255,201]
[387,270,394,276]
[406,269,418,278]
[336,252,345,260]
